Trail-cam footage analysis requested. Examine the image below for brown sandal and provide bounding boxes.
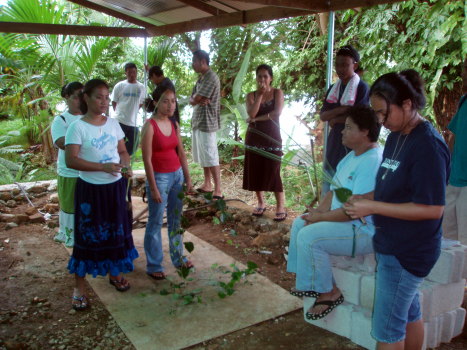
[72,295,89,311]
[146,272,167,280]
[181,260,194,269]
[109,277,130,292]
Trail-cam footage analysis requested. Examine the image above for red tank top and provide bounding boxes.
[149,118,181,173]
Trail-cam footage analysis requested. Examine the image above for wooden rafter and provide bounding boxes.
[67,0,159,29]
[0,22,148,37]
[177,0,228,16]
[149,6,313,36]
[232,0,404,11]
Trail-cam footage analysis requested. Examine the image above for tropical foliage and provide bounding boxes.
[0,0,464,205]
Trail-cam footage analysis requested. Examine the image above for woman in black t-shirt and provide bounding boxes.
[344,70,449,349]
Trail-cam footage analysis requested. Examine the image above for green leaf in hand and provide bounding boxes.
[334,187,353,203]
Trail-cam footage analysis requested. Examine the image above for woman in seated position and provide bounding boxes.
[242,64,286,221]
[287,105,382,320]
[345,70,449,350]
[65,79,137,310]
[141,86,194,280]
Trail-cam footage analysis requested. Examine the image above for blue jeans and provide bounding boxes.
[144,168,187,273]
[287,216,374,292]
[371,253,423,343]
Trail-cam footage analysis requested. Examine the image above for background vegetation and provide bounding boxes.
[0,0,465,210]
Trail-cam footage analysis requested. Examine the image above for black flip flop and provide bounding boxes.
[306,294,344,320]
[252,207,267,217]
[213,195,224,200]
[196,188,213,194]
[290,289,320,298]
[273,212,288,221]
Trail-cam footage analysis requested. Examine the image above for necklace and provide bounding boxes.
[381,133,408,180]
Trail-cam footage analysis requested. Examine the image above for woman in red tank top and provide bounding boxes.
[141,87,194,280]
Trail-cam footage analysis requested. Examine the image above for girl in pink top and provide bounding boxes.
[141,87,194,280]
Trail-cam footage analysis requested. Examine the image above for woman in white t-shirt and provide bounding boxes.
[51,82,83,247]
[65,79,138,311]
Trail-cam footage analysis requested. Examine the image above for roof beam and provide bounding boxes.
[232,0,405,11]
[0,21,149,37]
[67,0,159,29]
[177,0,228,16]
[149,6,313,36]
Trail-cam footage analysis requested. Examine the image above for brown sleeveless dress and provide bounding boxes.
[242,90,283,192]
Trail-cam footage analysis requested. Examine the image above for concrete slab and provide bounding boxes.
[86,227,302,350]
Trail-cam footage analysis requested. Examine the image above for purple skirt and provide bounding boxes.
[68,177,138,277]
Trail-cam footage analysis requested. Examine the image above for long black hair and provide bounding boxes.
[61,81,83,98]
[370,69,426,111]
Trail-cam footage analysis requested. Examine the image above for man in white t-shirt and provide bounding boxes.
[111,62,146,155]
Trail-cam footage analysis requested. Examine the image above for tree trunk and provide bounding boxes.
[433,66,463,143]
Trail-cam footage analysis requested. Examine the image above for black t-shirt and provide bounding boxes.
[321,80,370,172]
[373,121,450,277]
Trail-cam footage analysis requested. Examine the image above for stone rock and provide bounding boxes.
[15,214,29,224]
[252,232,282,248]
[47,221,59,229]
[13,193,25,202]
[0,213,15,222]
[29,213,45,224]
[28,185,48,194]
[267,255,281,265]
[43,203,59,214]
[49,193,59,204]
[11,188,20,196]
[247,229,259,238]
[0,191,12,201]
[6,200,17,208]
[5,222,18,230]
[236,222,250,234]
[25,207,38,216]
[34,192,47,198]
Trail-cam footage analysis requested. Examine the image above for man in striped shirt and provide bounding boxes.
[190,50,223,199]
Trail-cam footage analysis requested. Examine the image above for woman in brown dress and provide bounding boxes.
[243,64,286,221]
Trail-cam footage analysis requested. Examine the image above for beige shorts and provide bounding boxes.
[192,129,219,167]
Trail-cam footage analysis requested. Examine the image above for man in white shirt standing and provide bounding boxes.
[111,62,146,155]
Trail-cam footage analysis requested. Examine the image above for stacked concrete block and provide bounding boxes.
[303,241,466,349]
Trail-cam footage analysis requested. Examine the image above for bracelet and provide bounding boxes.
[267,113,270,120]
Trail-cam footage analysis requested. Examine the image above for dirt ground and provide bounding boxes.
[0,192,466,350]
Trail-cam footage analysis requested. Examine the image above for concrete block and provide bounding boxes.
[427,245,466,284]
[303,297,353,339]
[350,307,376,350]
[453,307,466,339]
[332,267,365,306]
[360,274,375,310]
[424,315,441,349]
[420,279,465,319]
[362,254,376,273]
[440,310,455,343]
[424,307,466,349]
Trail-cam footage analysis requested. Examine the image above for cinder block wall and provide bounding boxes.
[303,244,467,349]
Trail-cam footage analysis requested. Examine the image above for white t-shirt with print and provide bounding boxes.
[65,117,125,184]
[51,111,81,177]
[110,80,146,127]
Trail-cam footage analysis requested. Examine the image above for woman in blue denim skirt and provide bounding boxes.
[345,70,450,350]
[141,86,194,280]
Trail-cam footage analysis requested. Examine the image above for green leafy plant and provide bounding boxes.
[216,261,258,299]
